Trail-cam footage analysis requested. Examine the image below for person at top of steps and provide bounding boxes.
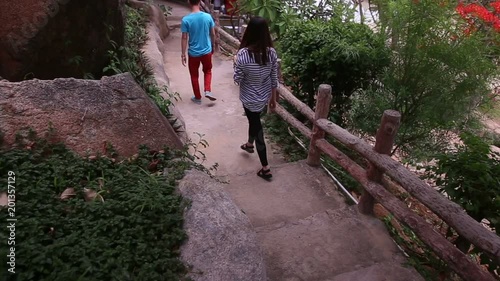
[181,0,217,104]
[233,16,278,181]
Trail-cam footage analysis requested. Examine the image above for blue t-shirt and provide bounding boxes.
[181,12,215,57]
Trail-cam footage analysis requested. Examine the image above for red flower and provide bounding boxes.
[491,1,500,13]
[456,1,500,34]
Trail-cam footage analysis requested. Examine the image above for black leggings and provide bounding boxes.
[244,107,268,167]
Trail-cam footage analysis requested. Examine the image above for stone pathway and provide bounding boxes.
[160,1,424,280]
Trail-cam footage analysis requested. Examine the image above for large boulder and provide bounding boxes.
[178,170,268,281]
[0,0,124,81]
[0,73,183,156]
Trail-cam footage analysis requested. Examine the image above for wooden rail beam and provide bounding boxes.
[315,139,496,281]
[315,118,500,263]
[276,86,315,122]
[216,26,240,48]
[219,39,237,54]
[275,104,312,138]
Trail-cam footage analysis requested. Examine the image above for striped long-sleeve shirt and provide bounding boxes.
[233,47,278,112]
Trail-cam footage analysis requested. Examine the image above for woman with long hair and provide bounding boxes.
[233,16,278,181]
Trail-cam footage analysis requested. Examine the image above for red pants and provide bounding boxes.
[188,53,212,99]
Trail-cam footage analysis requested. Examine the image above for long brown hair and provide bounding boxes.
[239,17,273,65]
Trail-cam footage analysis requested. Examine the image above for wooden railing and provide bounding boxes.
[274,84,499,281]
[198,4,500,280]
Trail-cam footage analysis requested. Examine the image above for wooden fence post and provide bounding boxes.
[358,109,401,215]
[306,84,332,166]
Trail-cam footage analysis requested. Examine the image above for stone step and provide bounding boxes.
[224,160,348,228]
[254,206,424,281]
[327,262,424,281]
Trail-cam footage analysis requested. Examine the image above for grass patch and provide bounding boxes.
[0,132,194,280]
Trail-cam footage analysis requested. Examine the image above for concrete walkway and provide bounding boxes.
[160,1,424,280]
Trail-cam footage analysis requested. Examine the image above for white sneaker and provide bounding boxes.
[204,91,216,101]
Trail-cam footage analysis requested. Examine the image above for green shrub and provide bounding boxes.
[0,134,192,280]
[279,19,390,126]
[423,132,500,274]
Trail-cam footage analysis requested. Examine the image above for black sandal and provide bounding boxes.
[241,143,254,153]
[257,168,272,181]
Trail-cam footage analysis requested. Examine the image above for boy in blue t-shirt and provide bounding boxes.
[181,0,217,104]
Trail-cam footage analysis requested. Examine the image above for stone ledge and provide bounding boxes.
[178,169,268,281]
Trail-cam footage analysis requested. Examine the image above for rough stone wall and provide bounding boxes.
[0,0,125,81]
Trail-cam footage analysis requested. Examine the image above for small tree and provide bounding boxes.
[279,19,390,126]
[349,0,498,158]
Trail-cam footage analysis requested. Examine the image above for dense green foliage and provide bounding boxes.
[237,0,282,34]
[0,132,191,281]
[237,0,356,36]
[424,133,500,274]
[349,0,499,158]
[104,6,176,117]
[279,19,390,126]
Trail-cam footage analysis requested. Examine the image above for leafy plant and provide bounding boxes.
[159,4,172,19]
[186,132,210,164]
[280,19,390,126]
[0,132,194,280]
[67,55,83,66]
[423,132,500,275]
[237,0,282,28]
[103,6,181,129]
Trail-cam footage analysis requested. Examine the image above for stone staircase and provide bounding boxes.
[225,160,424,281]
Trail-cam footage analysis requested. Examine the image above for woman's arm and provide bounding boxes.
[269,48,279,112]
[233,50,245,85]
[270,48,278,90]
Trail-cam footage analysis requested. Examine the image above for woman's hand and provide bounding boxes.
[268,95,276,112]
[268,99,276,111]
[268,88,277,112]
